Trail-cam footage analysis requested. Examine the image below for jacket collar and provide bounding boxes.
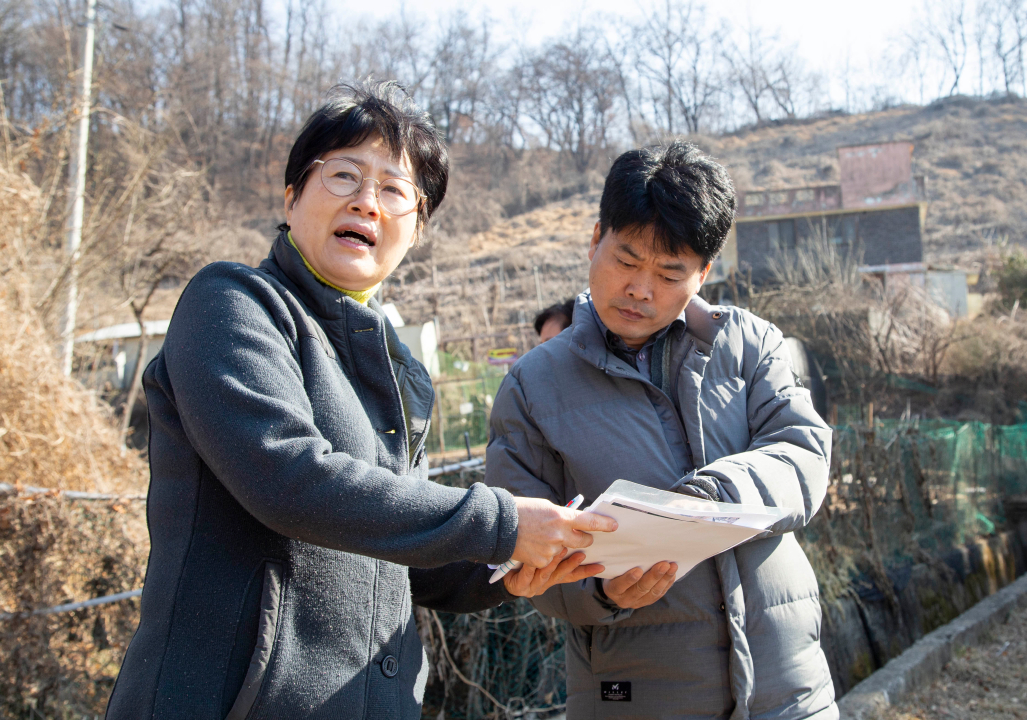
[263,230,372,321]
[261,231,415,362]
[569,291,695,370]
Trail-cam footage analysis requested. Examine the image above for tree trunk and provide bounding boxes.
[120,310,149,446]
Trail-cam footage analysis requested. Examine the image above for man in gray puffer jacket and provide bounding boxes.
[486,143,836,719]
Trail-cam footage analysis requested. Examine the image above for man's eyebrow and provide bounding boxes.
[617,242,688,272]
[659,260,688,273]
[617,243,644,260]
[340,155,411,179]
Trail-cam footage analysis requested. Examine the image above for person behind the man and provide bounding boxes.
[485,142,835,720]
[534,298,576,343]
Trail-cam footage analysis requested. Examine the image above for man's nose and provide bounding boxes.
[625,281,653,302]
[347,179,380,218]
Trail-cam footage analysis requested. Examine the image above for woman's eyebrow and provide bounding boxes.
[339,155,411,179]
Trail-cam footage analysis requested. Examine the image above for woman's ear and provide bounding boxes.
[284,185,296,226]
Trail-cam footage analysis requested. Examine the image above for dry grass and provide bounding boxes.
[0,496,147,718]
[0,166,146,494]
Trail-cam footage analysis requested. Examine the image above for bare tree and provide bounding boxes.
[116,179,207,442]
[724,24,774,123]
[426,12,499,143]
[521,26,618,174]
[985,0,1027,95]
[631,0,724,136]
[925,0,971,95]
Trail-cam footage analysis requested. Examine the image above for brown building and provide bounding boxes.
[724,142,927,285]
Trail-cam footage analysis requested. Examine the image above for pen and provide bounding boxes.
[489,494,586,584]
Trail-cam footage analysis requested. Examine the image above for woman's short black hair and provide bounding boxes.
[598,142,735,266]
[279,80,448,231]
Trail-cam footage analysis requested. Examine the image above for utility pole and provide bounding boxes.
[61,0,98,376]
[498,259,505,303]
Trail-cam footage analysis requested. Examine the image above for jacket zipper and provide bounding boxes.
[602,359,694,470]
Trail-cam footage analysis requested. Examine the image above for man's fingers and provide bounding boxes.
[547,552,585,581]
[533,550,566,590]
[606,567,643,595]
[570,511,618,533]
[636,563,669,593]
[561,562,604,583]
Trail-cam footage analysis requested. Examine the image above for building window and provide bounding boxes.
[745,192,765,208]
[829,216,858,245]
[768,219,796,251]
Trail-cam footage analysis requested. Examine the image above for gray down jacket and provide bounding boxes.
[486,293,837,720]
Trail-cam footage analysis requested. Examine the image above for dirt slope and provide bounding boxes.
[388,95,1027,342]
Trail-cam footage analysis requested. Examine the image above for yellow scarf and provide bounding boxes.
[287,232,380,305]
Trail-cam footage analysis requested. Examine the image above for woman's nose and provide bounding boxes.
[347,179,380,218]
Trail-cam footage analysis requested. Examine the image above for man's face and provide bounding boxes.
[539,314,570,343]
[587,223,711,350]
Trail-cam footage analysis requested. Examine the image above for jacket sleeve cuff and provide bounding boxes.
[488,485,519,566]
[530,579,635,626]
[669,472,729,503]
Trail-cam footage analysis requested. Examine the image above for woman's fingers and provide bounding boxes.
[510,498,618,567]
[569,510,618,534]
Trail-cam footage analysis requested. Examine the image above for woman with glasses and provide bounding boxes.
[105,81,614,720]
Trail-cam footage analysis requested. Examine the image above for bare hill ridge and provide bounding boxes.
[387,96,1027,344]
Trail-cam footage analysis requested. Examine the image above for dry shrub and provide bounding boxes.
[0,495,147,718]
[0,166,146,495]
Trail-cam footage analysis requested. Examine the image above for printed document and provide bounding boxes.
[578,480,790,581]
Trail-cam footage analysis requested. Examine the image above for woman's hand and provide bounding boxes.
[600,562,678,609]
[511,497,618,568]
[503,549,605,598]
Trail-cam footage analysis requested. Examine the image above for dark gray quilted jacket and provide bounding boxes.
[106,233,517,720]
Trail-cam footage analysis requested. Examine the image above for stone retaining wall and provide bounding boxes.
[823,529,1026,699]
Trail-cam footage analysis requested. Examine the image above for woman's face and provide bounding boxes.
[284,135,420,292]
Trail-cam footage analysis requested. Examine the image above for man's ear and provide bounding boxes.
[587,222,603,261]
[698,262,712,285]
[284,185,296,227]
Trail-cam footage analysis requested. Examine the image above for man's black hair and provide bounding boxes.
[598,142,735,265]
[534,298,576,336]
[279,80,448,231]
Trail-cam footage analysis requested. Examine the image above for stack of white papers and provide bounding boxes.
[578,480,790,582]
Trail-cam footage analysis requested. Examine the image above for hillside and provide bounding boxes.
[387,95,1027,344]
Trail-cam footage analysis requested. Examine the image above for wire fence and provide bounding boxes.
[4,420,1027,718]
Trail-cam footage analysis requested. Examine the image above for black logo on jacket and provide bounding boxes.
[601,681,631,701]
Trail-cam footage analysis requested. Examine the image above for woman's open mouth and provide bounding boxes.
[334,229,376,248]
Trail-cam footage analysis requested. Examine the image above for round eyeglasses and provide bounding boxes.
[311,158,423,217]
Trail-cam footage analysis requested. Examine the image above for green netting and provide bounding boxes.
[426,355,510,454]
[804,421,1027,558]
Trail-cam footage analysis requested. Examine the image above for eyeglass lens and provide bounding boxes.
[320,158,419,216]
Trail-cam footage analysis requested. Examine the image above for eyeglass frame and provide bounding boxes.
[308,157,425,217]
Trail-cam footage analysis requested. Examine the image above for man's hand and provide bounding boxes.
[511,497,618,568]
[503,549,605,598]
[600,562,678,609]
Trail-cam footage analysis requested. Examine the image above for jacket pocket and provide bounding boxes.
[225,562,284,720]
